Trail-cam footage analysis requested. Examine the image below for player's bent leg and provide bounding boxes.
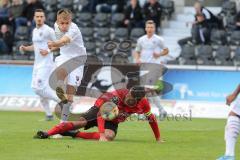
[60,85,76,122]
[55,68,68,103]
[39,97,54,121]
[148,96,167,120]
[34,120,87,139]
[33,87,60,103]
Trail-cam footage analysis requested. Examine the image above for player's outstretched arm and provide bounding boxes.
[47,35,71,49]
[133,51,141,64]
[145,112,161,142]
[160,48,169,56]
[226,84,240,106]
[19,45,34,52]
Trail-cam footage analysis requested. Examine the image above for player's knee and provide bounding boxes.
[33,88,43,97]
[104,130,116,141]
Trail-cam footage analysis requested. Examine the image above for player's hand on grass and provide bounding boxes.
[226,94,237,106]
[99,133,108,142]
[40,49,48,56]
[156,138,166,143]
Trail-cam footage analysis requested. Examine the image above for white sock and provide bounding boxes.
[40,97,52,116]
[225,116,240,156]
[60,102,72,122]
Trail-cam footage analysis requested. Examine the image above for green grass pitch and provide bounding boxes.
[0,111,239,160]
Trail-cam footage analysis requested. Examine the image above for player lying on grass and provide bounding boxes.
[34,86,161,142]
[217,84,240,160]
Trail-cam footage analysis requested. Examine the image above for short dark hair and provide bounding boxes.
[34,9,45,14]
[130,86,146,101]
[145,20,156,27]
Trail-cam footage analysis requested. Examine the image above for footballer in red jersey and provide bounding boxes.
[34,86,161,142]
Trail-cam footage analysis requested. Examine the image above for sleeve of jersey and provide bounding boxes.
[159,38,167,50]
[49,28,56,41]
[135,38,142,53]
[94,92,115,108]
[97,115,105,133]
[147,113,160,140]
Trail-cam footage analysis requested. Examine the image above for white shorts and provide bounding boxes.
[55,55,85,87]
[31,66,54,90]
[231,99,240,115]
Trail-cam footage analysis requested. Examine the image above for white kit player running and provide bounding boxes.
[217,84,240,160]
[19,9,60,121]
[134,20,169,119]
[47,9,87,123]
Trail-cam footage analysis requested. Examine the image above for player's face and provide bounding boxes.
[124,92,137,107]
[145,24,155,36]
[34,12,45,27]
[57,17,71,33]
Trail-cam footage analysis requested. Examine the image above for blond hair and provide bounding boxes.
[57,8,72,20]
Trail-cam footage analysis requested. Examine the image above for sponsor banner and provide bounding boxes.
[0,96,41,111]
[163,69,240,102]
[0,96,230,118]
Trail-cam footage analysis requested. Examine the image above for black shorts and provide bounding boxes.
[81,106,118,134]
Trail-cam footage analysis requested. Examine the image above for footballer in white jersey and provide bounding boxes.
[47,9,87,122]
[19,9,60,121]
[217,84,240,160]
[134,20,169,120]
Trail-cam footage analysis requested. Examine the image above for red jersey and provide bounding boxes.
[94,89,161,141]
[94,89,151,123]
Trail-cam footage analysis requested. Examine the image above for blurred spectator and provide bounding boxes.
[82,0,99,13]
[143,0,162,28]
[178,13,211,48]
[194,1,222,29]
[0,24,13,54]
[236,10,240,30]
[96,0,125,13]
[8,0,25,32]
[124,0,144,35]
[15,0,44,30]
[0,0,10,26]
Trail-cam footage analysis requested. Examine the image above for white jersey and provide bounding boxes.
[231,99,240,115]
[54,22,86,58]
[135,34,168,64]
[32,24,56,69]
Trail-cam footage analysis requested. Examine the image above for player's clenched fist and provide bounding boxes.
[19,45,27,52]
[48,41,54,49]
[39,49,49,56]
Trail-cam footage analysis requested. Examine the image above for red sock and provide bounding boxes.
[75,132,100,140]
[47,122,74,136]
